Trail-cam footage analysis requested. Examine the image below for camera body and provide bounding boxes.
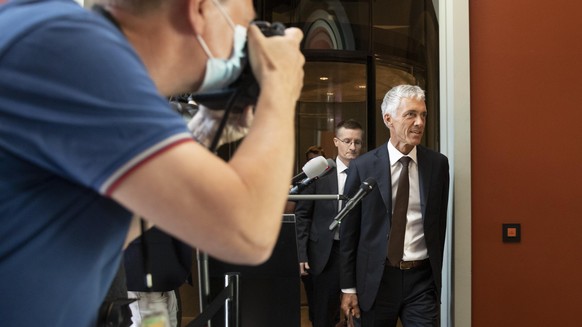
[190,21,286,112]
[252,20,286,37]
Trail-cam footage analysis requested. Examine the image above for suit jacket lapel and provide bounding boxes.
[328,167,339,212]
[417,146,431,218]
[374,143,392,215]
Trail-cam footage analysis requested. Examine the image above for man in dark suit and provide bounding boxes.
[295,119,364,327]
[339,85,449,326]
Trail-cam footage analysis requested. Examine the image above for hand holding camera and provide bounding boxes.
[247,22,305,108]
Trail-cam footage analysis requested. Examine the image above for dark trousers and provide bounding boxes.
[359,262,439,327]
[311,240,342,327]
[301,273,315,322]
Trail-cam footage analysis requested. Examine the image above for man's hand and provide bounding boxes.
[299,262,310,276]
[187,105,254,148]
[246,24,304,106]
[341,293,361,319]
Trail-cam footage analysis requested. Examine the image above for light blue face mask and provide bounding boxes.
[195,0,248,93]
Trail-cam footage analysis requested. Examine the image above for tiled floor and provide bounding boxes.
[183,305,403,327]
[182,308,311,326]
[182,293,312,326]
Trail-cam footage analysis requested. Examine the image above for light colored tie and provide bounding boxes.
[387,156,411,266]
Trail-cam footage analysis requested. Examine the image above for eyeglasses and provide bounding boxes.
[335,138,363,147]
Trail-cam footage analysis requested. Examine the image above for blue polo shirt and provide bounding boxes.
[0,0,192,326]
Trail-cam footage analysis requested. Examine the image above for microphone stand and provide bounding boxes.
[191,91,239,327]
[288,194,347,201]
[328,195,357,231]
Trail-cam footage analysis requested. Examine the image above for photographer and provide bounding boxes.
[0,0,304,326]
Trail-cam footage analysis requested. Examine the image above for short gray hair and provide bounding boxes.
[93,0,166,13]
[380,85,425,117]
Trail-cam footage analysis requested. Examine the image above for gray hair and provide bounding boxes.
[93,0,166,13]
[380,85,425,117]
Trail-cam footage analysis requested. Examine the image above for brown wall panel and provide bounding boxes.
[470,1,582,326]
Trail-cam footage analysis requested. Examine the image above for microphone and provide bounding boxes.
[289,159,336,194]
[329,178,377,231]
[291,156,329,185]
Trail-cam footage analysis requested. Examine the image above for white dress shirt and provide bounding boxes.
[387,141,428,261]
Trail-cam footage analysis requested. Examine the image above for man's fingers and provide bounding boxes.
[247,24,263,42]
[340,293,361,319]
[344,307,351,318]
[340,294,352,316]
[352,307,361,319]
[299,262,309,275]
[283,27,304,44]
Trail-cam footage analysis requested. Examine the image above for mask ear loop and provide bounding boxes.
[211,0,236,30]
[196,34,215,59]
[195,0,236,60]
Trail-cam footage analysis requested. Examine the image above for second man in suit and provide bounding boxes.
[295,119,364,327]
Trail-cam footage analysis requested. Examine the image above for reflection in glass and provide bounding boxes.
[298,61,367,167]
[259,0,439,170]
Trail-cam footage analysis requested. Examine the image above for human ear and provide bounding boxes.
[187,0,207,36]
[383,113,392,128]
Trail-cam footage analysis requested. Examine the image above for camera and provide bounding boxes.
[190,21,286,113]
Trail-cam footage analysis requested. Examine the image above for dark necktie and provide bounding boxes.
[387,156,411,266]
[335,168,349,240]
[339,167,349,209]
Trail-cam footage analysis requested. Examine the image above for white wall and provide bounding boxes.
[439,0,472,326]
